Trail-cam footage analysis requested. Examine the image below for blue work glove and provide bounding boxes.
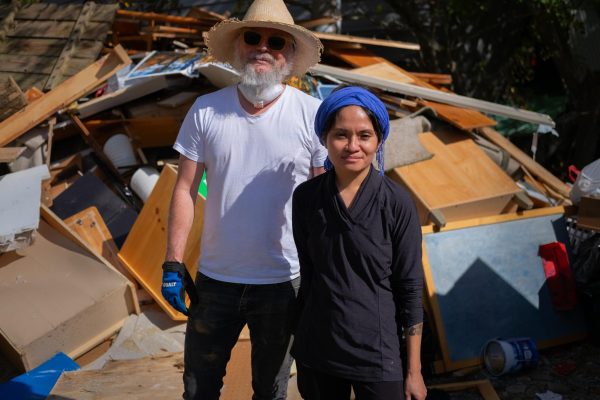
[161,261,189,315]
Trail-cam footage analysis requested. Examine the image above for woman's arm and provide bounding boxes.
[389,193,427,400]
[404,323,426,400]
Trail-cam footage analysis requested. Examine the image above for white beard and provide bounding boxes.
[234,51,294,108]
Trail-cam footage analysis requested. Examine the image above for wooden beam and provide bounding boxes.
[479,127,571,198]
[297,16,340,29]
[116,9,207,26]
[69,113,127,185]
[0,147,26,163]
[310,63,555,127]
[314,31,420,51]
[0,45,131,147]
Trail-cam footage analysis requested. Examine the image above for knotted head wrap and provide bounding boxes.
[314,86,390,175]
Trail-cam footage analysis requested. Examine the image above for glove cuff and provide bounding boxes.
[162,261,187,276]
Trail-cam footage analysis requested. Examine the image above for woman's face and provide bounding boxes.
[325,105,380,176]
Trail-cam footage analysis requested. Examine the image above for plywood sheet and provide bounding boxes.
[388,128,521,224]
[420,99,497,130]
[49,341,251,399]
[64,206,135,283]
[118,164,205,321]
[422,207,588,371]
[352,62,414,84]
[326,46,497,130]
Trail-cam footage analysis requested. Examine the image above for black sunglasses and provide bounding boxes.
[243,31,289,51]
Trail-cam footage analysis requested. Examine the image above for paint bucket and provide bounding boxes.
[130,166,160,202]
[103,134,136,172]
[481,337,539,376]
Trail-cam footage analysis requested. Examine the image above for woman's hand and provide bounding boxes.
[404,370,427,400]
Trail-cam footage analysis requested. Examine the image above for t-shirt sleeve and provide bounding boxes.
[173,99,204,163]
[310,131,327,168]
[390,188,424,328]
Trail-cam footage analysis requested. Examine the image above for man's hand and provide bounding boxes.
[161,261,189,315]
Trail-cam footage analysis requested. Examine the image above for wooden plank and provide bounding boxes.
[118,165,204,321]
[326,47,497,130]
[64,206,137,284]
[0,45,131,148]
[410,72,452,86]
[421,207,587,371]
[9,20,75,39]
[76,74,170,119]
[479,127,571,199]
[315,31,420,51]
[419,99,497,130]
[310,63,556,127]
[15,3,82,20]
[388,128,521,225]
[0,54,56,75]
[351,62,414,84]
[0,147,26,163]
[0,76,27,122]
[69,114,125,184]
[116,9,208,26]
[0,38,67,56]
[79,21,113,41]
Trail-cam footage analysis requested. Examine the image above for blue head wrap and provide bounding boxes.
[314,86,390,175]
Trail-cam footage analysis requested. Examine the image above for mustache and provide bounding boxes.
[247,52,275,64]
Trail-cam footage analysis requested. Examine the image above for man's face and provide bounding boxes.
[235,27,295,85]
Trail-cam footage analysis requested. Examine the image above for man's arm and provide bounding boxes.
[165,154,205,262]
[311,166,325,178]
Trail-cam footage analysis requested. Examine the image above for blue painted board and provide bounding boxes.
[424,212,587,367]
[0,352,79,400]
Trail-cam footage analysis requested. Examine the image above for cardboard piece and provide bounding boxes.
[0,165,50,252]
[0,216,138,371]
[118,164,205,321]
[421,207,588,371]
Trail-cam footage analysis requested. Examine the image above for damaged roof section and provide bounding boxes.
[0,1,117,92]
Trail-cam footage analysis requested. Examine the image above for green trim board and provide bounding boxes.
[422,207,588,371]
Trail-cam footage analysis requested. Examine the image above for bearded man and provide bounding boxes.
[160,0,325,398]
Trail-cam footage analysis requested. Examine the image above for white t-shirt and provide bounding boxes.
[174,85,326,284]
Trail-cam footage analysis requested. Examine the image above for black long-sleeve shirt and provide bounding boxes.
[291,166,424,382]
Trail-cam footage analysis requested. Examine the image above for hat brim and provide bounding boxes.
[205,19,323,76]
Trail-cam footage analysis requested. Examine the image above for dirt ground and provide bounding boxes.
[426,339,600,400]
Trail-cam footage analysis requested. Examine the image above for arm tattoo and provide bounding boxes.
[406,323,423,336]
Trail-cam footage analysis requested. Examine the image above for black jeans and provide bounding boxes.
[183,272,300,400]
[297,363,405,400]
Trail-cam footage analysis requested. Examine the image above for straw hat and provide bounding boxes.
[204,0,323,76]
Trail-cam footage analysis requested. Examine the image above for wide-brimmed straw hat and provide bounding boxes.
[204,0,323,76]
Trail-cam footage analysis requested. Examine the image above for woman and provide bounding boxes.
[291,86,427,400]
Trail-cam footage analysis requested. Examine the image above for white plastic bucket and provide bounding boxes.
[570,158,600,204]
[481,337,539,376]
[103,134,136,172]
[131,166,160,202]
